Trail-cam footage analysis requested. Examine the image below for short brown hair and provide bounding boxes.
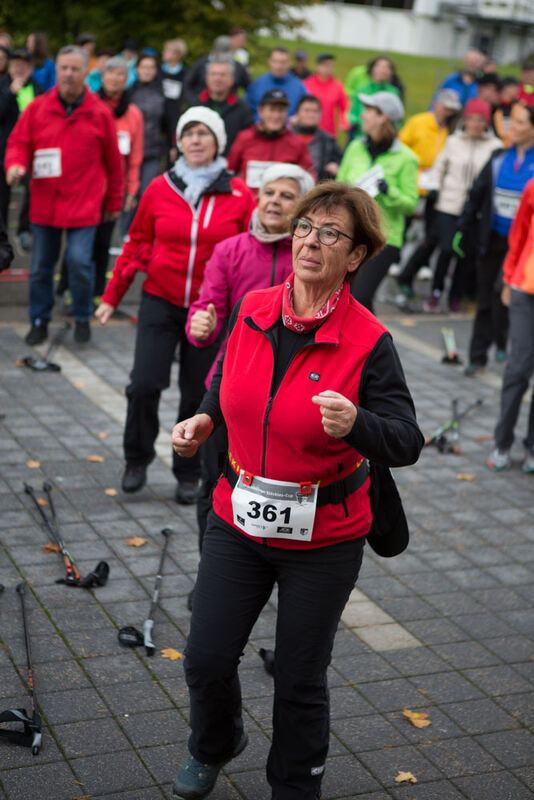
[292,181,386,278]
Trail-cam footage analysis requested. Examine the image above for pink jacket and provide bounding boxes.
[186,230,294,386]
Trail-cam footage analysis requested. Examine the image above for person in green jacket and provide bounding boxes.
[337,91,418,311]
[346,56,403,136]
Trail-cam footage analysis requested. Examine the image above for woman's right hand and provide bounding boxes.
[95,302,115,325]
[189,303,217,341]
[501,284,511,307]
[172,414,214,457]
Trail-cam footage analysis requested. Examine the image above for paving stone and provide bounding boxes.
[410,672,484,704]
[358,743,443,785]
[476,729,534,769]
[431,641,502,670]
[391,779,467,799]
[38,687,110,724]
[0,762,81,800]
[440,697,519,735]
[320,754,381,796]
[334,652,400,684]
[98,678,173,716]
[385,706,464,743]
[452,770,534,800]
[357,678,429,713]
[402,619,469,646]
[71,750,155,795]
[496,692,534,726]
[331,714,408,752]
[118,709,185,748]
[419,737,502,778]
[461,665,533,697]
[54,716,131,758]
[329,686,375,719]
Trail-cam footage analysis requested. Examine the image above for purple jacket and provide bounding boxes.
[186,230,294,386]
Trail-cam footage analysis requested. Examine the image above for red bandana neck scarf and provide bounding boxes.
[282,273,344,334]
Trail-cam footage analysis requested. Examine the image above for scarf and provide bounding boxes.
[250,208,292,244]
[98,88,130,118]
[282,273,343,334]
[171,155,227,207]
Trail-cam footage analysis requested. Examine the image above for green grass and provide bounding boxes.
[250,36,520,118]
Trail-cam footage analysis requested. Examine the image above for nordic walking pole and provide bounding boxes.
[16,582,42,755]
[143,528,173,656]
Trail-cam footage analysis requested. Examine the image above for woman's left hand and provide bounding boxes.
[312,390,357,438]
[501,284,511,307]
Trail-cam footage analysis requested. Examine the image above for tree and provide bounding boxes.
[0,0,313,58]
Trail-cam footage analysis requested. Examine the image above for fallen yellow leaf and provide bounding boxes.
[395,771,418,784]
[161,647,183,661]
[403,709,431,728]
[26,459,40,468]
[97,432,110,439]
[475,434,493,442]
[399,318,417,327]
[104,488,118,497]
[43,543,61,554]
[126,536,148,547]
[74,381,86,388]
[86,454,105,463]
[14,359,25,367]
[37,497,48,506]
[456,473,475,481]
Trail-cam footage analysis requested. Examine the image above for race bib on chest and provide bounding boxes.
[117,130,131,155]
[162,79,182,100]
[231,472,318,541]
[494,187,521,220]
[245,160,277,189]
[33,148,61,179]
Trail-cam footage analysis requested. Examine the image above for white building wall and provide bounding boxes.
[281,2,533,62]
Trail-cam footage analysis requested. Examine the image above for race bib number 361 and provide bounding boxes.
[33,148,62,179]
[231,472,317,541]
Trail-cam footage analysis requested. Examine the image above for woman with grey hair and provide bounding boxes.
[185,162,315,605]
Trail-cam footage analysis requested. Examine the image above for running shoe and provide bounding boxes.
[423,290,440,312]
[522,449,534,474]
[495,348,507,362]
[487,448,512,471]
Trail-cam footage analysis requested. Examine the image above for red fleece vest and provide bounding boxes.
[212,280,388,549]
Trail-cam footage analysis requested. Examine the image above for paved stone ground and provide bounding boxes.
[1,274,534,800]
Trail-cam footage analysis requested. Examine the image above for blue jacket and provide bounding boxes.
[246,72,308,119]
[32,59,55,91]
[432,72,478,107]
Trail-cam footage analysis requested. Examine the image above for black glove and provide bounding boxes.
[377,179,389,195]
[426,189,438,204]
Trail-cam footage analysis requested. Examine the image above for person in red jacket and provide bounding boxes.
[95,107,254,502]
[227,88,316,195]
[5,45,123,345]
[487,177,534,473]
[171,182,423,800]
[303,53,349,139]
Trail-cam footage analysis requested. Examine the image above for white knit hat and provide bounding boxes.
[176,107,227,156]
[259,163,315,196]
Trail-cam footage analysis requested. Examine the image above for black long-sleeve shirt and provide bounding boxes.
[198,298,424,469]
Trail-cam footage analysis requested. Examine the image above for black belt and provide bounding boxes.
[224,460,369,507]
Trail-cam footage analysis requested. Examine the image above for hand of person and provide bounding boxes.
[6,165,26,185]
[311,390,357,439]
[452,231,465,258]
[103,210,121,222]
[172,413,214,457]
[189,303,217,341]
[377,179,389,195]
[325,162,339,177]
[123,194,137,213]
[10,77,24,95]
[95,302,115,325]
[501,284,511,307]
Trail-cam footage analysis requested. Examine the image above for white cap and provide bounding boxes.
[176,106,227,156]
[358,91,405,122]
[260,163,315,196]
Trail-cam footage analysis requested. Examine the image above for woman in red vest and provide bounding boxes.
[171,182,424,800]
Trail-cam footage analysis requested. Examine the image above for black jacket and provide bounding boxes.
[456,148,506,258]
[183,55,250,107]
[294,126,343,181]
[198,91,254,154]
[0,76,42,160]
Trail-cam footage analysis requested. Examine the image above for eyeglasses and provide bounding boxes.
[181,128,213,139]
[292,218,354,247]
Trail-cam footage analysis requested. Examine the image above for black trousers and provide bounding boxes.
[398,194,438,288]
[124,291,219,481]
[184,513,365,799]
[93,219,116,297]
[351,244,399,312]
[469,231,509,366]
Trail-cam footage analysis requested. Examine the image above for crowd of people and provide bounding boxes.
[1,27,534,799]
